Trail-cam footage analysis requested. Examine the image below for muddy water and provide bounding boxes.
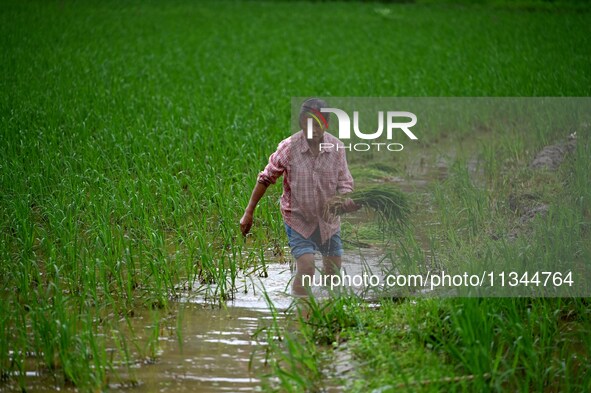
[114,305,275,392]
[12,249,390,393]
[123,250,388,393]
[114,260,296,392]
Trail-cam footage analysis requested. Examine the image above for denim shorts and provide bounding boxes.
[284,223,343,259]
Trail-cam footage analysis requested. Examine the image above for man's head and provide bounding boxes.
[299,98,329,143]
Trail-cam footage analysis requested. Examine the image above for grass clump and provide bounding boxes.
[258,294,364,393]
[342,297,591,392]
[328,185,410,231]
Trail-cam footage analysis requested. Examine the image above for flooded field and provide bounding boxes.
[9,248,393,392]
[2,130,478,392]
[3,1,589,388]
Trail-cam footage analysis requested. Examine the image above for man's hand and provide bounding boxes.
[240,182,269,237]
[341,198,361,213]
[240,210,254,237]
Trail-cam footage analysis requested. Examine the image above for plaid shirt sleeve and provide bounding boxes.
[257,137,290,187]
[337,149,354,194]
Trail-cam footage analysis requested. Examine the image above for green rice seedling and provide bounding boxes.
[227,255,239,299]
[258,288,285,344]
[0,302,8,382]
[178,232,199,291]
[139,310,164,364]
[259,290,365,390]
[213,253,230,302]
[300,294,362,346]
[258,293,325,392]
[327,185,410,231]
[85,317,108,389]
[257,244,269,278]
[252,289,284,383]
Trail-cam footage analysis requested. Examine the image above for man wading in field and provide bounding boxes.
[240,98,359,296]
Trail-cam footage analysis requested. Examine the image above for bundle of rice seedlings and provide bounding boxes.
[326,185,410,230]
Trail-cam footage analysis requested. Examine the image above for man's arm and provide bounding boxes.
[240,182,268,236]
[240,137,290,236]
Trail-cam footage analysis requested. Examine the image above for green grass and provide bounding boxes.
[263,113,591,390]
[344,127,591,391]
[1,0,591,391]
[341,297,591,392]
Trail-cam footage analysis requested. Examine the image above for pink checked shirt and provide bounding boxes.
[258,130,354,244]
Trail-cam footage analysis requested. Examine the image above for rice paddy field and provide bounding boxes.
[1,0,591,392]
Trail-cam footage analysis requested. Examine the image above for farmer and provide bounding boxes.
[240,98,359,296]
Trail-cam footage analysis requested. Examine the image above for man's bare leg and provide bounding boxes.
[322,256,342,291]
[322,256,341,275]
[292,253,316,296]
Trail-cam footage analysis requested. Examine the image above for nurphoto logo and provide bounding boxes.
[305,107,418,152]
